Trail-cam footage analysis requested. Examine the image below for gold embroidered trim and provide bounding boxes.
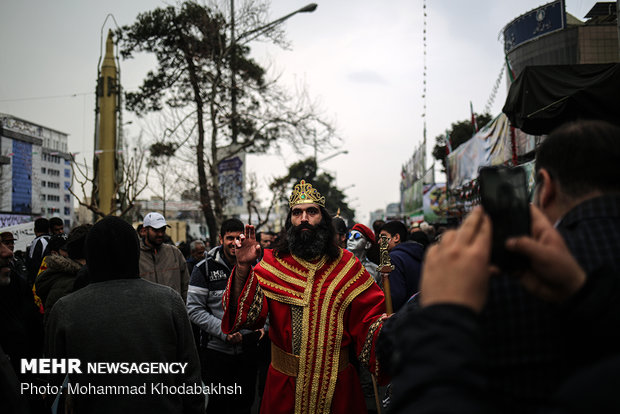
[295,252,373,414]
[291,305,303,356]
[276,255,311,278]
[359,314,387,368]
[295,254,328,414]
[261,249,374,414]
[293,255,328,273]
[308,254,356,413]
[308,253,343,413]
[261,261,307,288]
[256,274,304,299]
[243,284,265,330]
[236,269,256,330]
[262,290,306,307]
[315,262,370,413]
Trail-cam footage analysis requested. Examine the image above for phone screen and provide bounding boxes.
[479,166,531,270]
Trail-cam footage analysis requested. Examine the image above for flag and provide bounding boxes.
[505,55,516,83]
[470,101,478,132]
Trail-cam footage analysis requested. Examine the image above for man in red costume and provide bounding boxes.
[222,180,388,414]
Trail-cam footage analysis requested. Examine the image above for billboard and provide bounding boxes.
[217,145,246,216]
[423,183,448,223]
[0,221,35,252]
[503,0,565,53]
[402,179,423,216]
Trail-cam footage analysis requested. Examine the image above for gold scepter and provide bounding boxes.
[370,234,396,414]
[378,234,395,315]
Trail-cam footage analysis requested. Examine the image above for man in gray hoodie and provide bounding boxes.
[187,218,263,414]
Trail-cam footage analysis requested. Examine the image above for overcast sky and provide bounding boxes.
[0,0,595,224]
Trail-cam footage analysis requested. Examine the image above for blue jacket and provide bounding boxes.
[389,241,424,312]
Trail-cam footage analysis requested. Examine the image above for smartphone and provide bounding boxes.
[478,166,531,270]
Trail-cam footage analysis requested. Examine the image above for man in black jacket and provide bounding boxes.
[26,217,50,286]
[479,120,620,410]
[390,206,620,413]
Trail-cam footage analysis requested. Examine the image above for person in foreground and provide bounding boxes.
[222,180,388,414]
[390,205,620,414]
[45,216,204,414]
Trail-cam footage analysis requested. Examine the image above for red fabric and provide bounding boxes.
[351,223,375,244]
[222,249,387,414]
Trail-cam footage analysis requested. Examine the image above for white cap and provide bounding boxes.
[143,212,170,229]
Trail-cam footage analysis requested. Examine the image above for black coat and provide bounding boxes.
[388,266,620,414]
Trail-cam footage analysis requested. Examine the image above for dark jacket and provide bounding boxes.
[34,254,82,323]
[480,194,620,410]
[0,272,43,381]
[26,235,49,286]
[389,241,424,312]
[46,278,204,414]
[389,266,620,414]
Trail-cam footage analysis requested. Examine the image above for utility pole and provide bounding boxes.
[230,0,238,144]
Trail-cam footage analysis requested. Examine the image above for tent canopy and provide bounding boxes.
[502,63,620,135]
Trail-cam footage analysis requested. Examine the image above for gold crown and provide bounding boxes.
[289,180,325,208]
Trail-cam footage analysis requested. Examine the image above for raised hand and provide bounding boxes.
[505,205,586,303]
[231,225,262,301]
[234,225,261,267]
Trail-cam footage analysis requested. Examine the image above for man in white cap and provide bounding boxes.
[139,212,189,301]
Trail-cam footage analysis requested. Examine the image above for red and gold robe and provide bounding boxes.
[222,248,387,414]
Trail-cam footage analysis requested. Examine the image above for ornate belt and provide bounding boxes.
[271,343,349,377]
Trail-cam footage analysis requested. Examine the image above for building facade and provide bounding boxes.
[0,113,74,229]
[505,1,619,79]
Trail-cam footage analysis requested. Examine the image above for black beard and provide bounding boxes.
[287,222,330,261]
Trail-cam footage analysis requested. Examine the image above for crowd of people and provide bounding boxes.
[1,119,619,414]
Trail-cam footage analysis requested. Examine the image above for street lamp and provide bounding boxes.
[230,2,318,144]
[318,150,348,164]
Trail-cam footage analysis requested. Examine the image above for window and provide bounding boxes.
[64,207,71,216]
[64,169,71,178]
[41,167,46,174]
[64,181,70,190]
[42,181,46,187]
